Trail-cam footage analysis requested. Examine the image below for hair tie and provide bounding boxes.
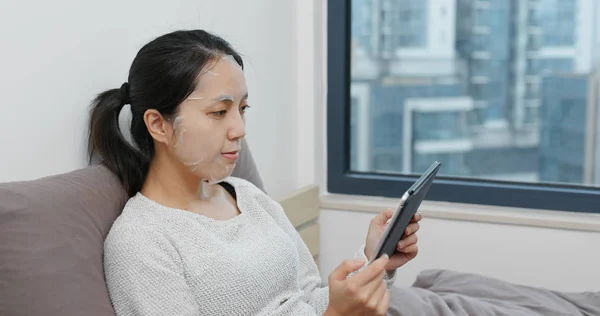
[119,82,131,105]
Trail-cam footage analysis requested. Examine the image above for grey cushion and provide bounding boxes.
[0,138,263,316]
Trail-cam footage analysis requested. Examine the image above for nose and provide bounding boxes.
[228,110,246,141]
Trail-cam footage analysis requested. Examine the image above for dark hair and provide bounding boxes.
[87,30,244,197]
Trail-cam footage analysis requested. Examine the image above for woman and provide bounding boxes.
[89,29,422,316]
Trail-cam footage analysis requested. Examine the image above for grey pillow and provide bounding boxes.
[0,138,263,316]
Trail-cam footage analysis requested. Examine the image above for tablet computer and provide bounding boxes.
[368,161,442,262]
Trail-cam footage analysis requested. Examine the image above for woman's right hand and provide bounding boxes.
[324,255,391,316]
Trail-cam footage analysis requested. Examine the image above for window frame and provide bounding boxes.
[326,0,600,214]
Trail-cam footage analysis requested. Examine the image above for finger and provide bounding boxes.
[383,208,394,218]
[352,255,389,285]
[397,234,418,250]
[329,259,366,281]
[363,271,387,299]
[412,212,423,223]
[367,280,387,311]
[398,244,418,255]
[404,222,420,236]
[376,288,391,315]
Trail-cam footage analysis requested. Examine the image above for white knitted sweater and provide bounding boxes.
[104,177,395,316]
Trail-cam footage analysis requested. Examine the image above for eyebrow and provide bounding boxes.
[214,95,234,102]
[213,93,249,102]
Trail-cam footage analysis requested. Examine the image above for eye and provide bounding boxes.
[212,110,227,117]
[240,105,251,114]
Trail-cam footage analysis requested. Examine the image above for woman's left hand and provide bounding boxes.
[364,209,422,271]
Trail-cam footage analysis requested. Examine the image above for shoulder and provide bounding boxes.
[104,195,176,260]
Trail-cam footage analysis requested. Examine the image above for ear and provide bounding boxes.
[143,109,172,145]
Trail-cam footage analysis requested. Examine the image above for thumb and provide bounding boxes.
[375,208,394,225]
[330,259,366,281]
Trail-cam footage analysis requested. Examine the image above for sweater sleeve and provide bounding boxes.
[103,225,201,316]
[252,193,330,315]
[349,244,398,288]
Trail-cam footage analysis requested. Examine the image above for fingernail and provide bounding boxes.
[398,241,405,249]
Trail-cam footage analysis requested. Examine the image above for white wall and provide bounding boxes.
[319,209,600,292]
[0,0,301,198]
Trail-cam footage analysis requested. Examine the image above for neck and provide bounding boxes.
[140,150,217,209]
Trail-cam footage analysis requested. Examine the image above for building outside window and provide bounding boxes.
[328,0,600,213]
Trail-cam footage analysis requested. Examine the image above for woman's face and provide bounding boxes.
[169,55,248,184]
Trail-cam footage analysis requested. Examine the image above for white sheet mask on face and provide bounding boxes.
[200,146,239,185]
[215,94,235,102]
[222,55,243,73]
[172,116,185,148]
[169,54,247,194]
[170,114,218,176]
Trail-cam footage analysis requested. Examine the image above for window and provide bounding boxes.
[472,34,488,51]
[394,0,428,48]
[413,152,468,176]
[526,58,539,74]
[525,81,539,99]
[328,0,600,213]
[399,10,412,21]
[538,0,576,46]
[350,97,359,171]
[414,112,466,141]
[538,58,574,75]
[524,106,539,125]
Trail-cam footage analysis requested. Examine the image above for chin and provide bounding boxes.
[199,168,235,184]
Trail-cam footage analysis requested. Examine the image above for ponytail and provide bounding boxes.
[87,83,150,197]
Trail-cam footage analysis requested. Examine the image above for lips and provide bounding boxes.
[221,150,240,160]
